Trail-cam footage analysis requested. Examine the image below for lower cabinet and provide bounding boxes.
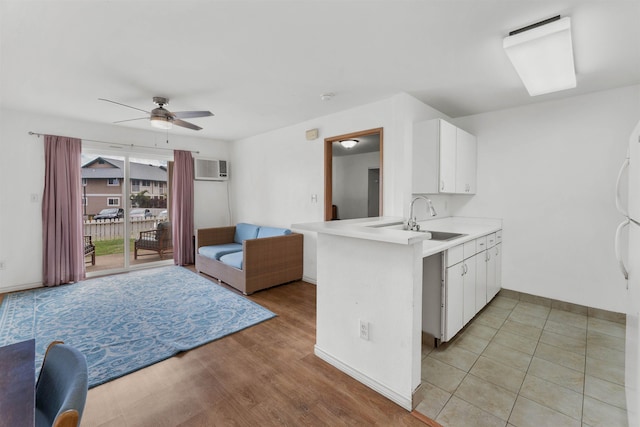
[444,262,464,341]
[487,242,502,301]
[440,229,502,343]
[475,250,487,314]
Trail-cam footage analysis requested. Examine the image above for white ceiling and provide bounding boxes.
[1,1,639,142]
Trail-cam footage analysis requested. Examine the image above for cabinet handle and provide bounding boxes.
[460,264,465,276]
[487,252,491,261]
[441,180,445,191]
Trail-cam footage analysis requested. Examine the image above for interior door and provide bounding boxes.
[367,168,380,217]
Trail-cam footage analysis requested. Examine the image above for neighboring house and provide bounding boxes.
[81,157,168,217]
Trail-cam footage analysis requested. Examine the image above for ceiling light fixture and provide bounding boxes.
[340,139,358,149]
[503,15,576,96]
[150,116,172,130]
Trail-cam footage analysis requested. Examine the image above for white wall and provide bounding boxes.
[451,85,640,313]
[0,108,230,292]
[333,151,380,219]
[230,93,445,282]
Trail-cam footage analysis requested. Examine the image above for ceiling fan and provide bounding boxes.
[99,96,213,131]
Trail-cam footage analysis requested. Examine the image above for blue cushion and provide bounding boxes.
[219,251,243,270]
[234,223,260,244]
[257,226,292,238]
[198,243,242,260]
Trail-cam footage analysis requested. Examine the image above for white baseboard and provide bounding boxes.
[0,281,42,294]
[313,345,412,411]
[302,275,317,285]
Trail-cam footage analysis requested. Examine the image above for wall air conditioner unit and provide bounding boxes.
[194,158,229,181]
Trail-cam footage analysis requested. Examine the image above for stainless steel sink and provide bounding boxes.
[364,222,466,241]
[423,231,467,241]
[366,221,405,228]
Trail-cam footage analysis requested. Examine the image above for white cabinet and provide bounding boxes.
[444,255,477,341]
[463,254,477,325]
[444,262,464,341]
[487,243,502,301]
[438,120,457,193]
[412,118,477,194]
[455,127,477,194]
[475,249,487,313]
[437,229,503,343]
[443,240,478,341]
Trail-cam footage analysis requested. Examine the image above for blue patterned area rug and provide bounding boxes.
[0,266,276,387]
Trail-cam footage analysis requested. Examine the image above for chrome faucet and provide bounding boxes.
[407,196,437,231]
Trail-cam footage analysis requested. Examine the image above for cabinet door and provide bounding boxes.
[439,120,457,193]
[444,263,464,341]
[486,247,498,302]
[463,257,477,325]
[412,120,440,193]
[456,128,477,194]
[494,243,502,295]
[475,250,487,314]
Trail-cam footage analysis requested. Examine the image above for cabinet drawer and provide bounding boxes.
[463,240,476,258]
[446,244,464,267]
[496,230,502,243]
[487,233,497,248]
[476,236,487,253]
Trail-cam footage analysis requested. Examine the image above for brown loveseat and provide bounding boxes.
[195,223,303,295]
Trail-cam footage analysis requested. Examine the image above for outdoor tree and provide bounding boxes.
[130,190,151,208]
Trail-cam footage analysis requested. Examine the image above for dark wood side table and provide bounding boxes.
[0,339,35,427]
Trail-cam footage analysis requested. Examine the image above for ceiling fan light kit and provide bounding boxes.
[150,116,172,130]
[99,96,214,131]
[503,15,576,96]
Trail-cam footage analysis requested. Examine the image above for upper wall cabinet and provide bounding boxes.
[412,118,477,194]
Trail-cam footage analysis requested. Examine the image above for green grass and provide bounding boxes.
[95,238,135,256]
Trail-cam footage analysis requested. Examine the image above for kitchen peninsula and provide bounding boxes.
[294,216,502,411]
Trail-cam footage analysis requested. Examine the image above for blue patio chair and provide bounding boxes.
[35,341,88,427]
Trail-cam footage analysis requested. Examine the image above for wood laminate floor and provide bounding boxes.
[81,268,426,426]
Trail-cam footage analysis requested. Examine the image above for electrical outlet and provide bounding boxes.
[359,320,369,341]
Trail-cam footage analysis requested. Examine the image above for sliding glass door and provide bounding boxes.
[81,148,172,275]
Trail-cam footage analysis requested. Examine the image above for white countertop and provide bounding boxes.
[292,216,502,255]
[417,217,502,257]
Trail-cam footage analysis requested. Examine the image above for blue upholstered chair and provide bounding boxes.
[35,341,88,427]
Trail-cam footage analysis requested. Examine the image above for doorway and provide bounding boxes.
[81,148,173,275]
[368,168,380,217]
[324,128,383,221]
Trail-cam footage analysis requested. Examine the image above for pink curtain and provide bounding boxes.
[172,150,195,265]
[42,135,85,286]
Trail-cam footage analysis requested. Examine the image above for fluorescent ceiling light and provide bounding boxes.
[340,139,358,149]
[503,16,576,96]
[150,116,172,130]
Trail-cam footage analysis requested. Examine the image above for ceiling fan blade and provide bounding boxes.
[113,117,148,124]
[172,118,202,131]
[99,98,150,114]
[171,110,214,119]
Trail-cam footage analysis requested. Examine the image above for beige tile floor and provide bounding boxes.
[416,293,628,427]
